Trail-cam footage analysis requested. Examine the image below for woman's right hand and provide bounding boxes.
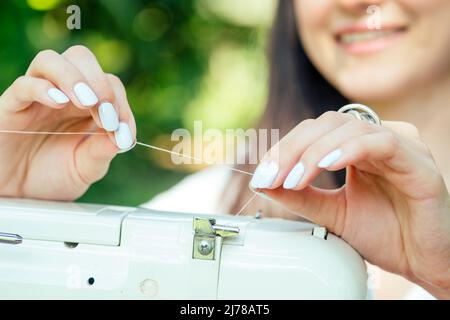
[0,46,136,201]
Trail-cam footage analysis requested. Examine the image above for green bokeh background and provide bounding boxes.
[0,0,273,206]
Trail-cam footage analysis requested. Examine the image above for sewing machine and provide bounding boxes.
[0,197,368,299]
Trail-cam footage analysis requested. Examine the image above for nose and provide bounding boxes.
[337,0,385,14]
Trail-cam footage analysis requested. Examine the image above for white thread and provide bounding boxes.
[235,193,257,216]
[135,143,257,215]
[135,142,254,176]
[135,142,257,215]
[0,129,311,219]
[0,129,259,215]
[248,185,306,220]
[0,131,253,176]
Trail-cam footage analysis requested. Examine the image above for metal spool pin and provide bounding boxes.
[337,104,381,126]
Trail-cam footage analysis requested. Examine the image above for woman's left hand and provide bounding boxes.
[251,111,450,299]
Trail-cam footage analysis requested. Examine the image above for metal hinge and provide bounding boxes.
[192,217,239,261]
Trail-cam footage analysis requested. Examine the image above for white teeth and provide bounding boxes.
[340,30,396,43]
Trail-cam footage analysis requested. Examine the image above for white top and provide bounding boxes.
[141,166,232,214]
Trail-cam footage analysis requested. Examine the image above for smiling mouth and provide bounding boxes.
[335,26,408,54]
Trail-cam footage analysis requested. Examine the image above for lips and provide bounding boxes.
[334,25,407,54]
[339,29,401,43]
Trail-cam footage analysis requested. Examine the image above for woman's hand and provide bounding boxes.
[0,46,136,201]
[251,111,450,299]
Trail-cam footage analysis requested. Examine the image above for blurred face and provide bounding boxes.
[294,0,450,104]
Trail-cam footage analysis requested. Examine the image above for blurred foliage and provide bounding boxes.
[0,0,274,206]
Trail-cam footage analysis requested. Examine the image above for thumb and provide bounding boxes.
[259,185,345,234]
[74,133,117,186]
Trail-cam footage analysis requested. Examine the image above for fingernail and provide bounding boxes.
[74,82,98,107]
[48,88,69,104]
[250,161,279,189]
[283,162,305,189]
[114,122,134,150]
[99,102,119,132]
[318,149,342,168]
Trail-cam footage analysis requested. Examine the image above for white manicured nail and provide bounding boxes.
[318,149,342,168]
[114,122,134,150]
[74,82,98,107]
[250,164,262,189]
[99,102,119,132]
[47,88,69,104]
[250,161,279,189]
[283,162,305,189]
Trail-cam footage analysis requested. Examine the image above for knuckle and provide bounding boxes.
[279,121,309,151]
[13,75,28,87]
[11,76,30,95]
[34,49,59,62]
[64,45,93,57]
[397,121,418,130]
[299,118,314,127]
[106,73,127,96]
[291,118,314,133]
[401,121,420,138]
[318,111,338,121]
[107,73,125,89]
[388,121,421,139]
[106,73,121,84]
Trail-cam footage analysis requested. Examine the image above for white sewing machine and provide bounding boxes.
[0,197,368,299]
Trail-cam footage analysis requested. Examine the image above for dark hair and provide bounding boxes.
[224,0,349,217]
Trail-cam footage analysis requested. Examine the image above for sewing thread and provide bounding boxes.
[0,129,262,214]
[0,129,305,218]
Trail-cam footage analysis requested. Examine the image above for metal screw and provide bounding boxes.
[198,239,213,256]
